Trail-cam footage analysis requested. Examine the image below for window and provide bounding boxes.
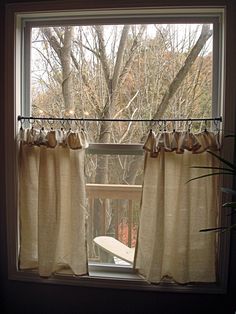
[5,4,230,292]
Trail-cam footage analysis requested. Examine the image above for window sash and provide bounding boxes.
[21,9,223,121]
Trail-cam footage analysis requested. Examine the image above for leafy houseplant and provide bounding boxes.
[188,135,236,232]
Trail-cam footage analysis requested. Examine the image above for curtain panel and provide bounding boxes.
[135,130,220,284]
[18,128,88,277]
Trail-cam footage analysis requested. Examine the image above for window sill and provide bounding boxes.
[8,267,227,295]
[88,262,143,280]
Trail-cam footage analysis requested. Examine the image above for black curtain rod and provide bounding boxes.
[18,115,222,123]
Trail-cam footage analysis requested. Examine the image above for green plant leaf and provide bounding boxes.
[221,187,236,195]
[225,224,236,232]
[200,227,228,232]
[222,202,236,208]
[207,150,236,171]
[200,224,236,233]
[190,166,234,172]
[186,172,234,183]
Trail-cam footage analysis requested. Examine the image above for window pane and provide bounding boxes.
[30,23,214,144]
[85,153,143,265]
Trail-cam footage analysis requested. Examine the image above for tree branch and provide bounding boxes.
[112,25,130,92]
[152,24,213,119]
[118,25,146,88]
[113,90,139,119]
[41,28,61,59]
[94,25,111,89]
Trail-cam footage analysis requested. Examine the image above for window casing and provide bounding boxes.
[5,3,231,293]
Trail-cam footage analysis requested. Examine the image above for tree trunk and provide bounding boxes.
[61,27,74,111]
[42,27,74,111]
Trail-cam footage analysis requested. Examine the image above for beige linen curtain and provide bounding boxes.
[19,128,88,277]
[135,130,220,284]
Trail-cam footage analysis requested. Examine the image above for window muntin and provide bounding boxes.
[11,7,227,292]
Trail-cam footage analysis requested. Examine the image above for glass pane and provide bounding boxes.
[30,23,214,144]
[85,153,143,265]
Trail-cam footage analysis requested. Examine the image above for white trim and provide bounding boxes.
[17,7,225,20]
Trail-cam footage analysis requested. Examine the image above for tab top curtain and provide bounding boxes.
[134,130,220,284]
[19,127,88,277]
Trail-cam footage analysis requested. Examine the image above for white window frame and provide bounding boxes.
[5,2,232,294]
